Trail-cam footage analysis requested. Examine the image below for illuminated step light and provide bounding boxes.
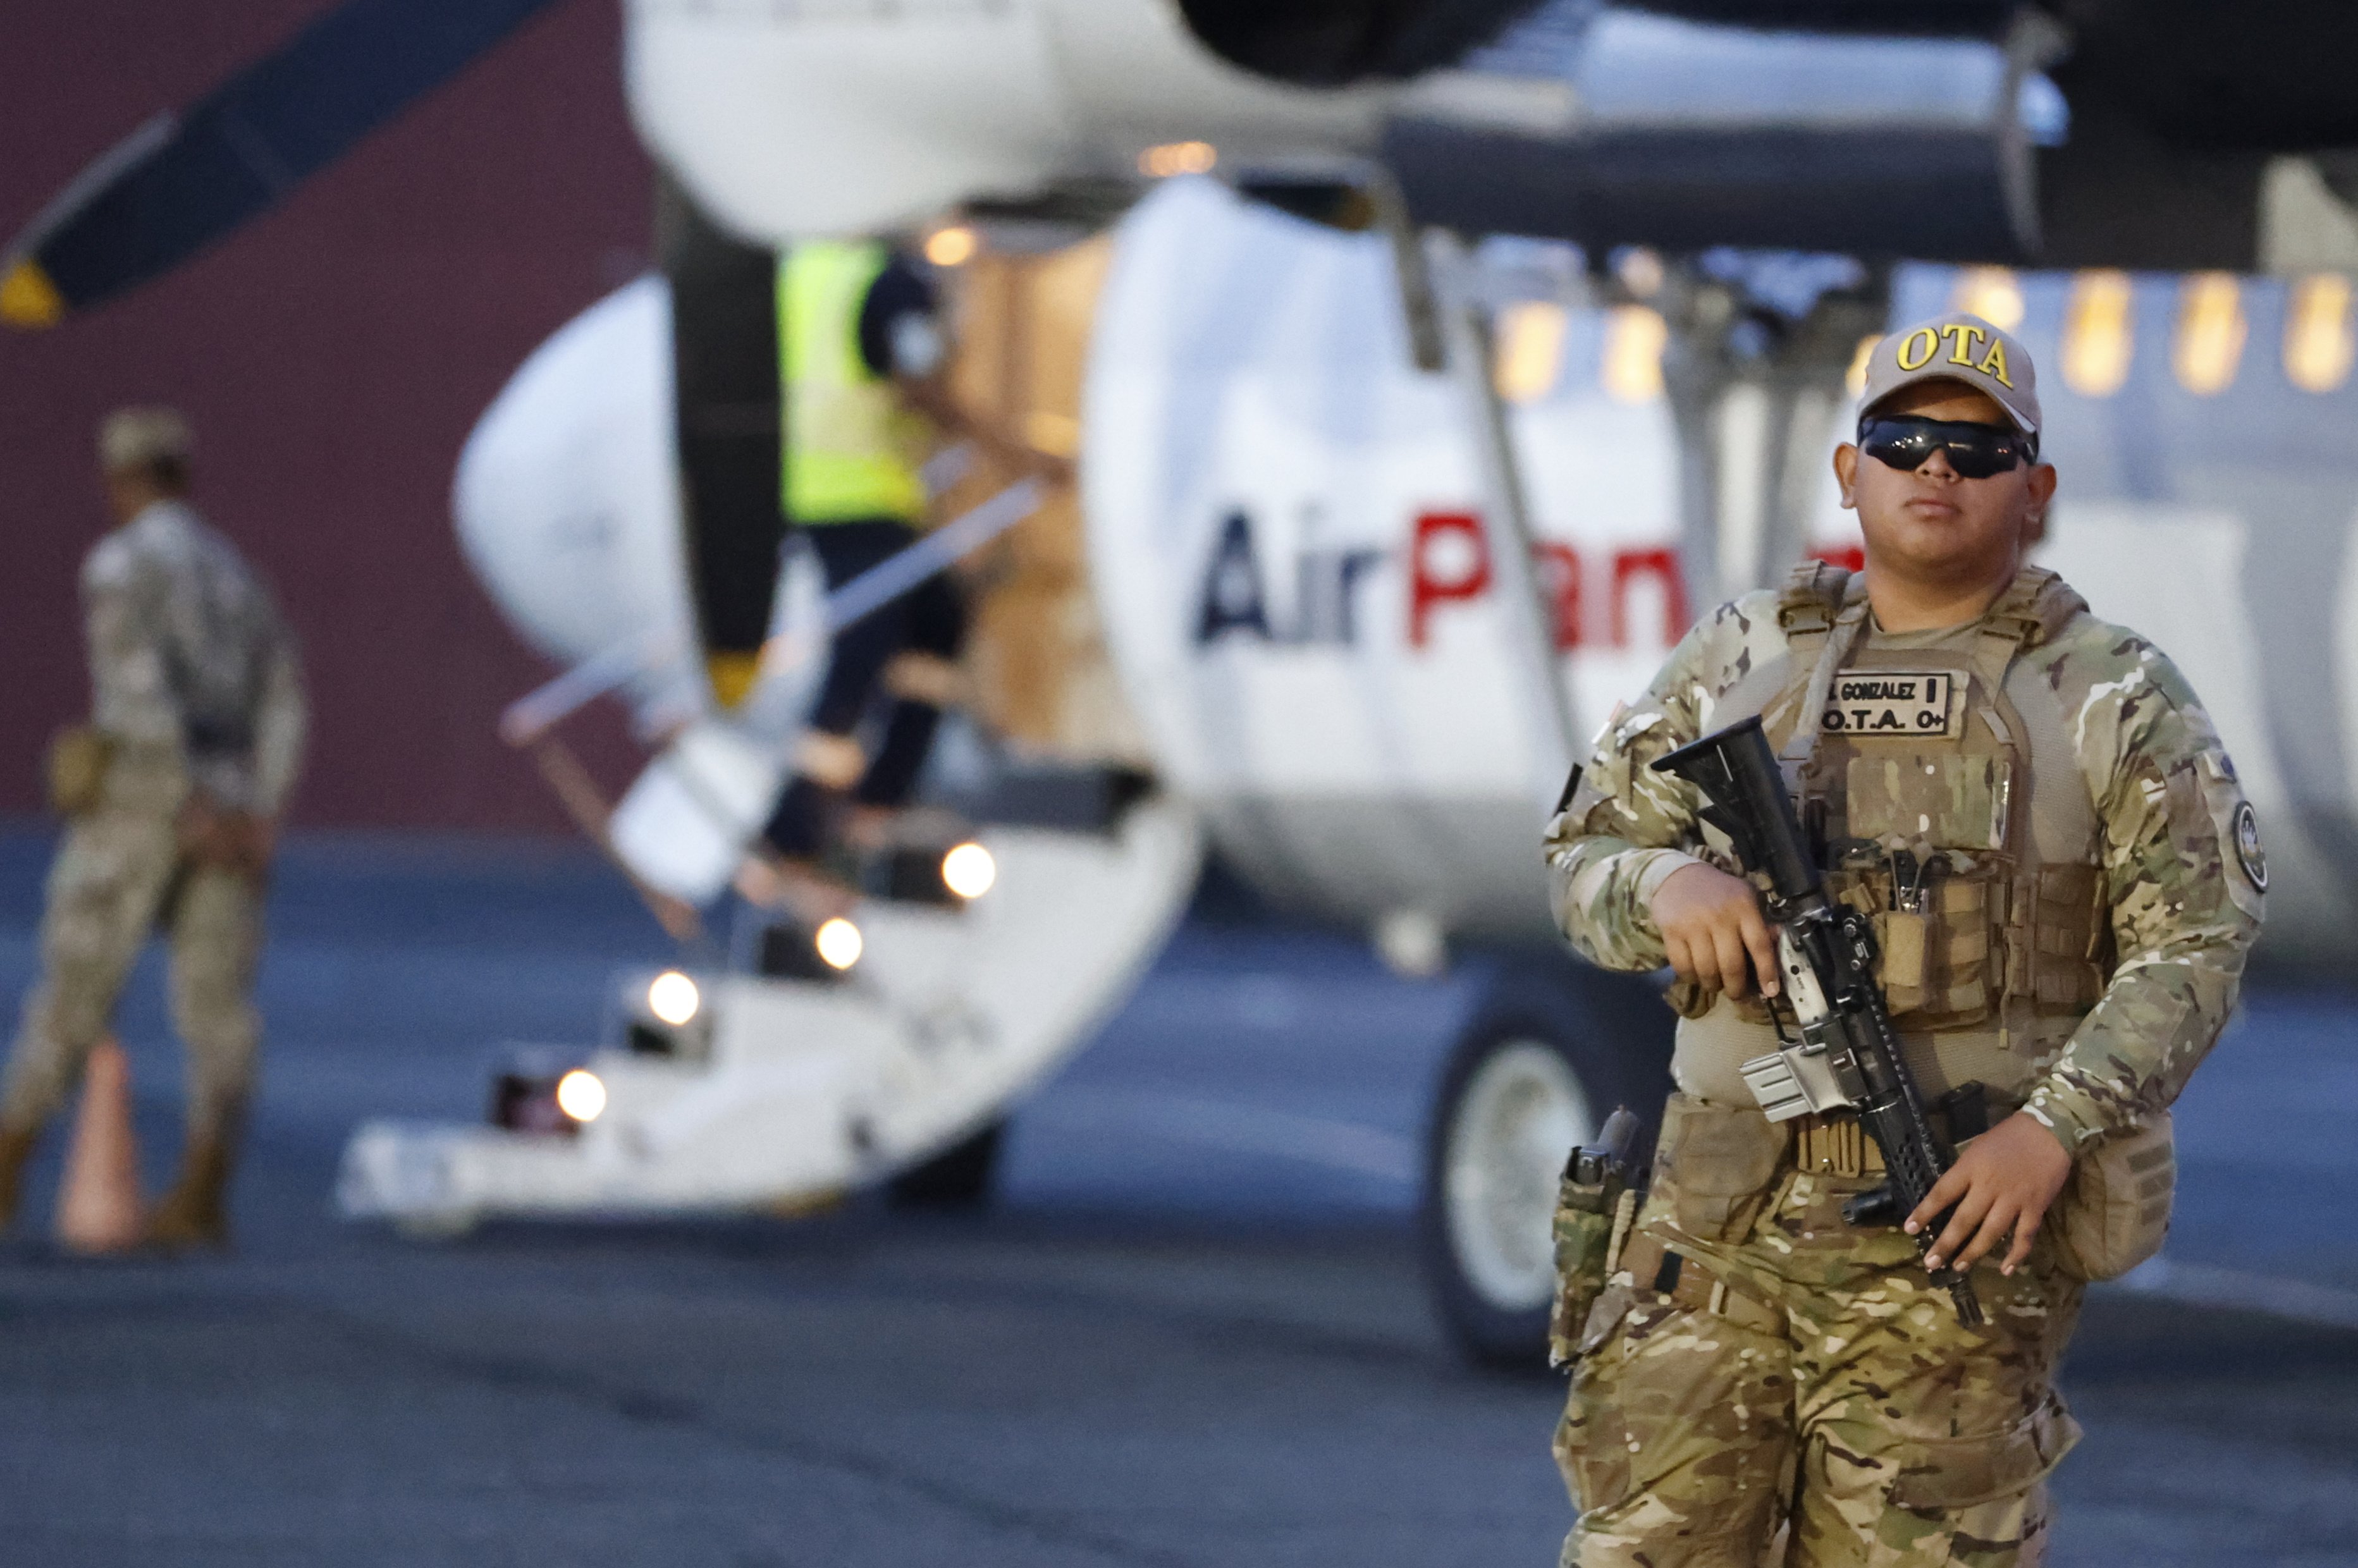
[942,841,997,901]
[815,917,864,972]
[2173,273,2247,396]
[1951,266,2025,331]
[554,1069,607,1125]
[1602,305,1666,404]
[1846,333,1879,397]
[646,969,701,1027]
[924,225,979,268]
[2062,271,2134,398]
[1139,141,1216,178]
[490,1059,593,1136]
[1493,302,1568,404]
[2285,273,2354,394]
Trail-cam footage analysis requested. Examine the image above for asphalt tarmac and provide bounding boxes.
[0,830,2352,1567]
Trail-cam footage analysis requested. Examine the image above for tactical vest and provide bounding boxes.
[778,241,931,525]
[1713,561,2112,1050]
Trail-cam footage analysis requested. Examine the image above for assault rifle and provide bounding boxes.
[1653,715,1982,1325]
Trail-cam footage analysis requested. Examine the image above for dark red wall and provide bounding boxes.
[0,0,649,830]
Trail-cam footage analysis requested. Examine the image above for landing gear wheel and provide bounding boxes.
[886,1119,1005,1210]
[1420,962,1666,1367]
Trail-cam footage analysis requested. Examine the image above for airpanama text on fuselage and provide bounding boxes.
[1193,506,1692,653]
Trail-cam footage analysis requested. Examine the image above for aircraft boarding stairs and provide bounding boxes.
[336,769,1200,1234]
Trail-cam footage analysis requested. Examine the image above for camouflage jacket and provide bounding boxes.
[83,501,307,816]
[1544,579,2264,1153]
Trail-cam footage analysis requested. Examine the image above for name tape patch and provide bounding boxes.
[1821,671,1960,737]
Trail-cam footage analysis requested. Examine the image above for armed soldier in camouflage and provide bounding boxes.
[0,408,307,1249]
[1544,313,2263,1565]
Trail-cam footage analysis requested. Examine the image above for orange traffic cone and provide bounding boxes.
[54,1038,144,1254]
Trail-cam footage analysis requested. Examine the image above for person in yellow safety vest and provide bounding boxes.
[749,238,1067,884]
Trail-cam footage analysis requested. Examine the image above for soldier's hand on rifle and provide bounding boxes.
[1653,862,1781,1001]
[1906,1112,2073,1277]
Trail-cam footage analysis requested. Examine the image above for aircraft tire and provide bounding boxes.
[885,1118,1006,1211]
[1419,956,1670,1368]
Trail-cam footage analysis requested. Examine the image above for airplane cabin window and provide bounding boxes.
[1494,302,1568,404]
[1845,333,1879,398]
[2174,272,2248,397]
[2285,273,2355,394]
[1950,266,2024,332]
[1601,305,1667,404]
[2062,270,2135,398]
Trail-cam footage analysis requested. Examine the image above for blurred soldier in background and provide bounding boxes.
[0,408,307,1249]
[745,238,1068,902]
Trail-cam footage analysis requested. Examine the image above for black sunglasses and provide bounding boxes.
[1857,415,2038,479]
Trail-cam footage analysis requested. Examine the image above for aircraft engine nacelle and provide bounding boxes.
[630,0,2062,267]
[1084,178,1697,940]
[453,276,706,732]
[1084,177,2358,963]
[624,0,1385,245]
[1382,9,2054,262]
[457,277,836,904]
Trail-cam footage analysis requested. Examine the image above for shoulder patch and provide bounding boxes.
[2233,800,2268,892]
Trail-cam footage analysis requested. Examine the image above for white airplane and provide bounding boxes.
[341,176,2358,1358]
[12,0,2358,1362]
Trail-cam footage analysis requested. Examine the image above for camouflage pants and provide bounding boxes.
[0,805,264,1144]
[1556,1125,2083,1567]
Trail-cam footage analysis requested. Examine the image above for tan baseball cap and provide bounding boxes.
[1857,312,2041,436]
[96,405,193,474]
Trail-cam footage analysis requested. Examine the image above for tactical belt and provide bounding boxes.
[1618,1233,1783,1334]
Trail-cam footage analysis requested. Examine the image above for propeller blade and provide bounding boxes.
[660,176,788,708]
[1,0,569,328]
